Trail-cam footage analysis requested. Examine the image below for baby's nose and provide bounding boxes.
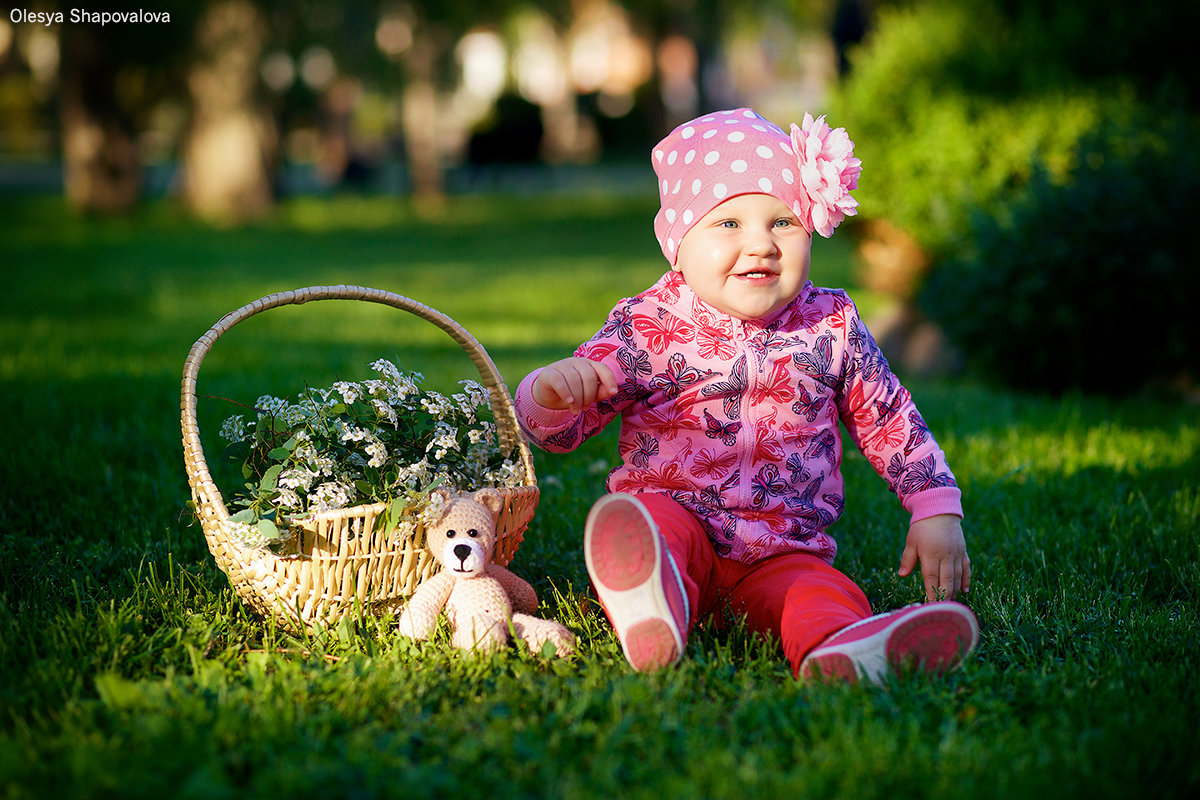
[744,229,779,255]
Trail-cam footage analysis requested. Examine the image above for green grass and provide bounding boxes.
[1,193,1197,799]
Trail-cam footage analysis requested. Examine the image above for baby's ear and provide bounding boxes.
[473,488,503,519]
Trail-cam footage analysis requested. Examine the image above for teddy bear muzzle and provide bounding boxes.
[445,538,487,575]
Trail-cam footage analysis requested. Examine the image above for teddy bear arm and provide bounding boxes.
[488,564,539,615]
[511,613,576,658]
[397,572,456,640]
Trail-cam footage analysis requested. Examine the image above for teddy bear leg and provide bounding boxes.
[512,613,576,658]
[452,612,509,653]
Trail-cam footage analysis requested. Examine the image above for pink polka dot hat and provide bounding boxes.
[651,108,863,264]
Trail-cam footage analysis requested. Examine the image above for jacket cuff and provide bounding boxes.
[904,486,964,524]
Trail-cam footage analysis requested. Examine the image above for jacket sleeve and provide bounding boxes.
[835,300,963,523]
[514,300,643,454]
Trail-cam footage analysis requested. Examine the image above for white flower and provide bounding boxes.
[274,488,302,511]
[490,460,524,485]
[365,441,389,468]
[467,422,495,446]
[278,467,315,491]
[280,404,308,427]
[371,399,398,426]
[390,518,417,546]
[420,491,447,526]
[311,481,355,511]
[336,420,370,444]
[223,519,287,550]
[256,395,288,419]
[426,421,460,455]
[219,415,246,442]
[370,359,402,381]
[458,379,489,406]
[333,381,362,404]
[420,392,454,419]
[398,459,431,489]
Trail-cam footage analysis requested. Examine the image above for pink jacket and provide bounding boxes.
[516,271,962,564]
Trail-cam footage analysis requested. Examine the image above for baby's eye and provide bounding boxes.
[773,218,792,228]
[719,220,740,229]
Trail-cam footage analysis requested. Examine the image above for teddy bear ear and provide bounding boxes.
[473,488,504,518]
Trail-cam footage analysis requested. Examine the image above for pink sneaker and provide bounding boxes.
[799,601,979,685]
[585,493,690,671]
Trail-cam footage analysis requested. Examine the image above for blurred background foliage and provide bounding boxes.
[0,0,1195,395]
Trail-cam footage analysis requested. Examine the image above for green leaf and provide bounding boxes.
[389,497,407,522]
[261,464,283,492]
[229,509,256,524]
[354,479,373,496]
[267,447,291,460]
[256,518,280,539]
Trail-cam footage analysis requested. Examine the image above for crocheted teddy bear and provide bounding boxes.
[397,488,575,657]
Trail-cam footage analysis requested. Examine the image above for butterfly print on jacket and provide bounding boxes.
[792,332,840,389]
[648,352,712,399]
[634,309,694,354]
[792,382,827,422]
[888,453,957,495]
[752,358,795,405]
[701,354,748,419]
[617,346,652,378]
[751,463,790,508]
[703,409,741,446]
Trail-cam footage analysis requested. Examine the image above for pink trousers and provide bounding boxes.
[631,492,873,675]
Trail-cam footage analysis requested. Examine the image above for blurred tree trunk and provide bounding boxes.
[59,28,142,214]
[181,0,277,224]
[400,36,444,206]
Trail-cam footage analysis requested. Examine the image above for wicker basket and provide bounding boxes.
[180,285,538,632]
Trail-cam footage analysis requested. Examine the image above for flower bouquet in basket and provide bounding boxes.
[217,358,526,552]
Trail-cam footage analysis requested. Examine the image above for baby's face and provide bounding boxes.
[673,193,811,321]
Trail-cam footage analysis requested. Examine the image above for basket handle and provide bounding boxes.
[181,285,535,521]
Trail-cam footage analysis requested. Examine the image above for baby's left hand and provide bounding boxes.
[898,514,972,602]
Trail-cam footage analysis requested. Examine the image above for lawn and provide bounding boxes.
[1,192,1197,799]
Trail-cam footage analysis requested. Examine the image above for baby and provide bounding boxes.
[515,108,977,684]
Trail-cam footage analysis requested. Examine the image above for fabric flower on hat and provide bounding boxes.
[790,113,862,238]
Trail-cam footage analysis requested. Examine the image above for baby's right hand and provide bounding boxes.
[531,357,618,414]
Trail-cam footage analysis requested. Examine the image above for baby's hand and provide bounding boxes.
[531,357,618,414]
[898,514,972,602]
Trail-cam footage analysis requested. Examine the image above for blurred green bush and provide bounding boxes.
[921,119,1200,394]
[829,0,1198,393]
